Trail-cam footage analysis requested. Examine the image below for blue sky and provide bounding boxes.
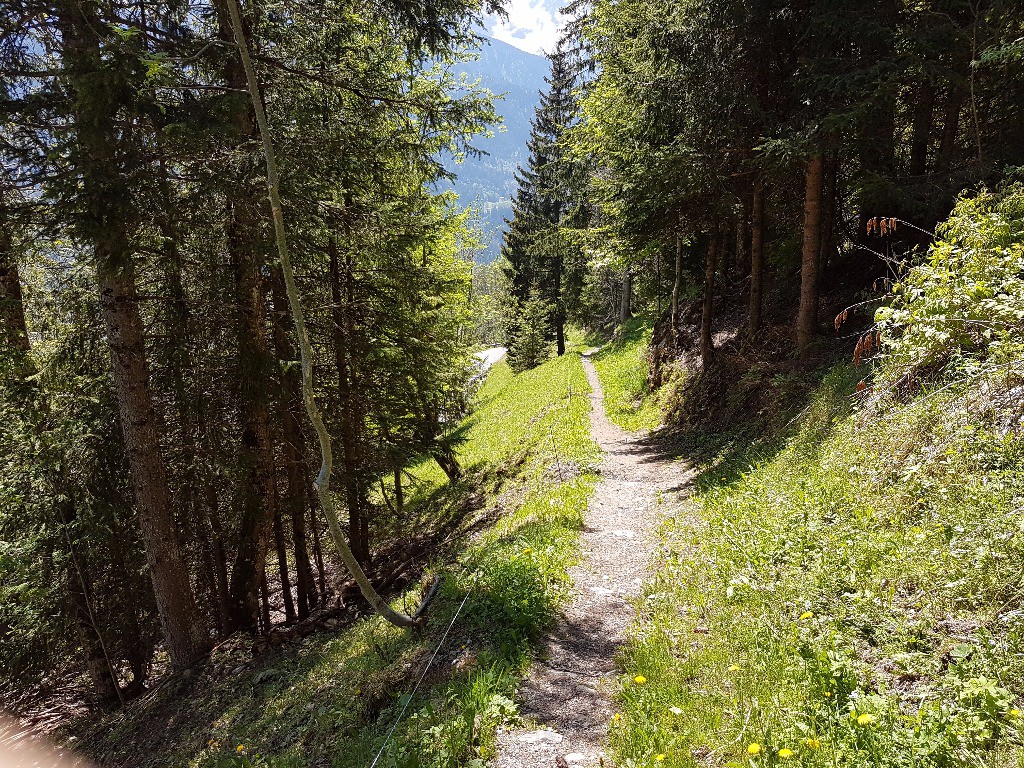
[486,0,565,55]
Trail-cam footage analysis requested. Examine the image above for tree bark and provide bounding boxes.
[214,0,280,634]
[393,467,404,516]
[700,232,718,365]
[619,269,632,323]
[270,267,317,618]
[0,221,31,371]
[735,207,748,277]
[671,233,683,339]
[56,0,208,668]
[225,213,279,631]
[99,267,211,665]
[748,179,765,339]
[936,80,966,172]
[796,151,825,354]
[819,148,839,276]
[272,505,296,623]
[328,239,370,567]
[908,79,936,177]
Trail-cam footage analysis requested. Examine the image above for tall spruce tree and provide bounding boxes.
[502,41,586,360]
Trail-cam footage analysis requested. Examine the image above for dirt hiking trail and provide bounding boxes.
[494,353,691,767]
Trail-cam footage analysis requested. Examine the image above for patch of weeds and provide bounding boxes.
[591,317,663,432]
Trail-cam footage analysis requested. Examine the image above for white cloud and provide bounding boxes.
[487,0,565,56]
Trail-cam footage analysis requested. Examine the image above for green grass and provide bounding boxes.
[611,364,1024,768]
[589,317,663,432]
[79,352,599,768]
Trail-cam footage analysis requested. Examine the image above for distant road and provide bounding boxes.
[473,346,507,373]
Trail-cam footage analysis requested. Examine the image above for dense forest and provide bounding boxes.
[2,0,1024,765]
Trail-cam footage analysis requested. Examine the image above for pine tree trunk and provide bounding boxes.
[552,245,565,356]
[393,467,404,516]
[211,0,278,633]
[936,81,966,172]
[819,148,839,276]
[270,268,317,618]
[700,233,718,365]
[329,239,370,567]
[99,265,210,666]
[226,215,279,631]
[748,180,765,339]
[671,233,683,338]
[619,269,632,323]
[796,152,825,354]
[272,506,296,623]
[909,79,936,177]
[206,485,232,633]
[309,493,327,597]
[55,0,209,667]
[0,224,31,370]
[735,210,748,277]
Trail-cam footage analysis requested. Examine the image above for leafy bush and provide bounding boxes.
[876,185,1024,382]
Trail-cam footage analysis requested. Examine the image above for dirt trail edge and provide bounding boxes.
[494,353,691,768]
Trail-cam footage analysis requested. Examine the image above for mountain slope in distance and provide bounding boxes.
[442,38,549,263]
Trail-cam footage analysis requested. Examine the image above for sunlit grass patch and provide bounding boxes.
[97,351,601,768]
[612,364,1024,767]
[591,318,662,432]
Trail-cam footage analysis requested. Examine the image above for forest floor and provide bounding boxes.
[494,353,690,768]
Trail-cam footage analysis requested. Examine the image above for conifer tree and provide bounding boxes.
[502,41,587,359]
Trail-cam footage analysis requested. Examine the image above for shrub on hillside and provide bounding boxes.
[876,185,1024,384]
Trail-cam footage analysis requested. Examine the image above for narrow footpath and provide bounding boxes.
[495,353,690,767]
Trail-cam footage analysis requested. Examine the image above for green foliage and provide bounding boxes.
[876,185,1024,382]
[591,317,662,432]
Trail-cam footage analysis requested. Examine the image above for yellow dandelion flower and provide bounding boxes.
[804,738,821,749]
[522,547,533,555]
[778,748,794,759]
[236,745,246,754]
[728,664,741,672]
[823,691,831,698]
[1011,709,1021,717]
[634,675,647,685]
[856,713,876,726]
[747,743,762,756]
[655,754,666,762]
[612,713,622,722]
[799,611,814,621]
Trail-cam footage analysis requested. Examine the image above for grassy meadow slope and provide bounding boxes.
[78,353,599,768]
[588,318,664,433]
[611,188,1024,768]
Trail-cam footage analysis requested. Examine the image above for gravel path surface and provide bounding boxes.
[494,352,691,768]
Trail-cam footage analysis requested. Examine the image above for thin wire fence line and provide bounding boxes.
[368,582,474,768]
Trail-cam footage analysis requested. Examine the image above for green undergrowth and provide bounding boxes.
[590,317,663,432]
[80,353,599,768]
[612,188,1024,768]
